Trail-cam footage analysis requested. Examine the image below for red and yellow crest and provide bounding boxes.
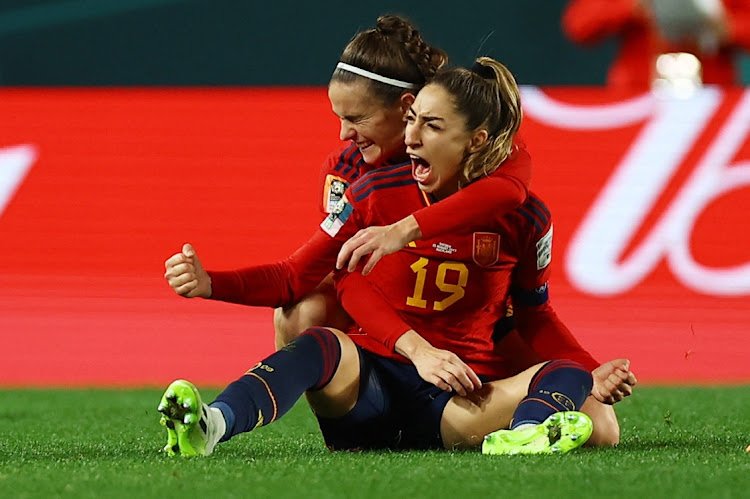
[472,232,500,267]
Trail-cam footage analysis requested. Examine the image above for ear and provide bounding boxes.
[399,92,416,118]
[467,129,489,153]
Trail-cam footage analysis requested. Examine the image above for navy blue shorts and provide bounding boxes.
[315,346,453,451]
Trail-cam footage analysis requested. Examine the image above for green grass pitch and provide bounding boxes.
[1,386,749,498]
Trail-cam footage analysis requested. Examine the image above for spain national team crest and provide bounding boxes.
[472,232,500,267]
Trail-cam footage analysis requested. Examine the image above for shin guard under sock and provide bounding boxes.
[211,327,342,440]
[511,359,593,429]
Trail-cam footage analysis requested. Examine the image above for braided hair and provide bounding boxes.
[331,15,448,104]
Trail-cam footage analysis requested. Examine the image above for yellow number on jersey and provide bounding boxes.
[406,257,469,311]
[406,257,429,308]
[434,262,469,311]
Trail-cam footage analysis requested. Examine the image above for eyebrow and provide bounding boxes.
[408,106,444,123]
[342,113,365,122]
[331,109,365,122]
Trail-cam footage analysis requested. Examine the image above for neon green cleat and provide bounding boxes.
[158,379,221,457]
[482,411,593,455]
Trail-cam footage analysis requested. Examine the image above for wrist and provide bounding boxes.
[394,329,427,360]
[395,215,422,243]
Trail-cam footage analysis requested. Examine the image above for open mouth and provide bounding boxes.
[410,155,432,184]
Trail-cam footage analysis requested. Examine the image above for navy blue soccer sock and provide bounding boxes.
[510,359,593,429]
[210,327,342,441]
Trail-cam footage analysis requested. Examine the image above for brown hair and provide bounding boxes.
[331,15,448,105]
[430,56,522,186]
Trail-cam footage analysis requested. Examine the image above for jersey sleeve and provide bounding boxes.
[510,195,554,299]
[330,169,415,351]
[209,186,363,308]
[208,230,340,308]
[509,196,599,371]
[317,142,363,218]
[412,145,531,240]
[514,303,599,372]
[334,268,412,351]
[330,172,413,350]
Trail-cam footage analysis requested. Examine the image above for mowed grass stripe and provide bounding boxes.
[1,386,749,498]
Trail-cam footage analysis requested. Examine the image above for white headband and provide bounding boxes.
[335,62,418,89]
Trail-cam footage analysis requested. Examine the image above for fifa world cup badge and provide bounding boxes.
[320,196,353,237]
[323,175,349,214]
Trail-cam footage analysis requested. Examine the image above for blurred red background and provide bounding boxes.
[1,87,748,386]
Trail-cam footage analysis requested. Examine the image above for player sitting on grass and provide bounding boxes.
[164,14,635,448]
[158,57,604,456]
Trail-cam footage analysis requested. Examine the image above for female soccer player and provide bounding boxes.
[166,15,531,346]
[158,58,601,456]
[164,16,634,446]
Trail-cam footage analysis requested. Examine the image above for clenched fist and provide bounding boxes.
[591,358,637,405]
[164,243,212,298]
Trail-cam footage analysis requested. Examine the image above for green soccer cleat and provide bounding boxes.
[158,379,220,457]
[482,411,593,455]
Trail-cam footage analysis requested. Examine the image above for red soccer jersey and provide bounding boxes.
[206,143,597,375]
[208,141,531,307]
[316,142,404,219]
[498,194,598,372]
[329,164,549,379]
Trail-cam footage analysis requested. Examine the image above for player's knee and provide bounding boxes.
[274,290,351,351]
[273,298,325,349]
[586,406,621,447]
[589,420,620,447]
[273,307,300,349]
[302,327,360,418]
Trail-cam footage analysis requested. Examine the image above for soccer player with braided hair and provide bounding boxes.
[163,16,635,449]
[167,15,530,346]
[159,57,608,456]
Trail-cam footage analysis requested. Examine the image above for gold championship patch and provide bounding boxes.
[472,232,500,267]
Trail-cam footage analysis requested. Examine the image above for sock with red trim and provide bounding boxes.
[210,327,341,441]
[510,359,593,429]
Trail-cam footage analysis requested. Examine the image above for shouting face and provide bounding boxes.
[405,83,488,199]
